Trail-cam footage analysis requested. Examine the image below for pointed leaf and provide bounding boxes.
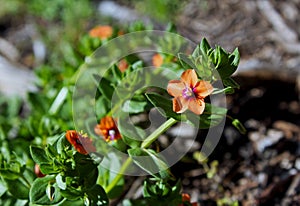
[187,103,227,129]
[5,179,29,199]
[30,175,63,204]
[30,146,51,164]
[84,184,109,206]
[223,77,240,89]
[128,148,170,179]
[199,38,212,56]
[145,93,183,121]
[98,77,114,101]
[177,53,195,70]
[232,119,247,134]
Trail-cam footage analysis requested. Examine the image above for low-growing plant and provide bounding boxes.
[0,22,245,206]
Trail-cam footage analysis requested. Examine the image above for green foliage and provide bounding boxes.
[128,148,171,179]
[29,134,108,205]
[29,175,63,204]
[142,178,182,205]
[131,0,188,22]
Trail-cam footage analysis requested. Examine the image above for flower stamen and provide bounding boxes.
[182,87,194,99]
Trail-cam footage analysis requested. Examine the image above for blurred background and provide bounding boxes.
[0,0,299,96]
[0,0,299,205]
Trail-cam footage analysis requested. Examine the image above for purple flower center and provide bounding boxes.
[108,129,116,140]
[182,87,194,99]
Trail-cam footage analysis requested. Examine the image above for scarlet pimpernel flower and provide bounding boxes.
[179,193,198,206]
[118,59,129,72]
[167,69,213,115]
[94,116,122,142]
[66,130,96,155]
[152,53,163,68]
[89,25,113,40]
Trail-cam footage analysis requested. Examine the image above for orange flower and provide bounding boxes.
[179,193,198,206]
[66,130,96,155]
[152,53,163,68]
[94,116,122,142]
[89,25,113,40]
[167,69,213,115]
[118,59,129,72]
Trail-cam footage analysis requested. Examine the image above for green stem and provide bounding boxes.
[106,100,123,117]
[105,118,177,193]
[105,157,132,194]
[141,117,177,149]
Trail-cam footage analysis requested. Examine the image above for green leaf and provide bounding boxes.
[128,148,170,179]
[60,185,82,200]
[84,185,109,206]
[48,87,69,115]
[118,117,145,148]
[58,200,84,206]
[39,163,56,175]
[111,64,122,82]
[143,179,182,204]
[98,169,124,200]
[223,77,240,89]
[187,103,227,129]
[199,38,212,56]
[232,119,247,134]
[212,87,235,95]
[144,150,171,179]
[131,60,144,71]
[177,53,195,70]
[0,169,21,180]
[145,93,183,121]
[230,48,240,68]
[56,174,67,190]
[30,146,51,165]
[94,75,115,101]
[122,199,150,206]
[5,179,29,199]
[211,46,240,79]
[95,96,110,118]
[30,175,63,204]
[122,99,149,114]
[55,133,69,155]
[6,96,22,118]
[0,179,7,197]
[128,148,155,176]
[0,160,24,180]
[166,22,177,33]
[99,152,124,199]
[27,92,49,114]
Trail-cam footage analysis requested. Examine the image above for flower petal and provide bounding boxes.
[193,80,213,98]
[95,116,122,142]
[188,99,205,115]
[66,130,96,155]
[181,69,198,88]
[173,96,188,113]
[167,80,185,97]
[152,53,163,68]
[99,116,115,129]
[89,25,113,39]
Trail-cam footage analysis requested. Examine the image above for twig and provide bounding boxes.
[256,0,298,43]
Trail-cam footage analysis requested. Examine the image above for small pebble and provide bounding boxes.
[295,158,300,170]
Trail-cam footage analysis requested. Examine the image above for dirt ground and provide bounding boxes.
[175,0,300,205]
